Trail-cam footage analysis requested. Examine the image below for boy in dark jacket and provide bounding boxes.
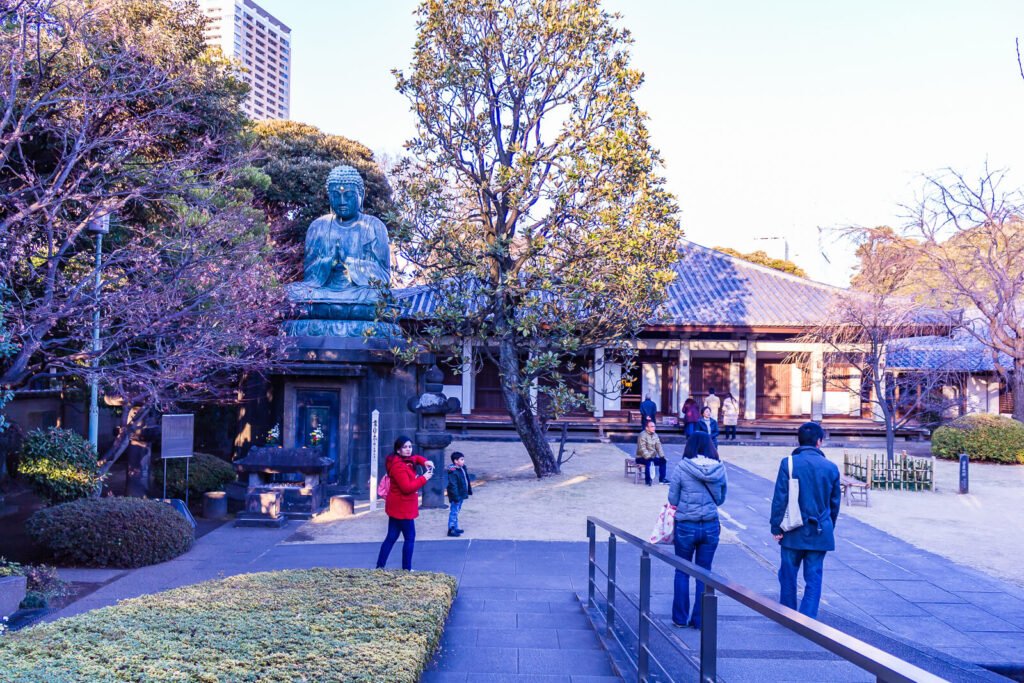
[445,452,472,537]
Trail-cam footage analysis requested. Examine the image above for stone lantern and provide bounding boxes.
[408,365,460,508]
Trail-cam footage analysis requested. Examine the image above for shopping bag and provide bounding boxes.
[780,456,803,532]
[649,503,676,544]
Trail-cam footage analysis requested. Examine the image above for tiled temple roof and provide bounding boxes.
[395,241,948,329]
[888,331,1008,372]
[654,241,846,327]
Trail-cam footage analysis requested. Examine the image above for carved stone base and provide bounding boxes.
[283,319,402,338]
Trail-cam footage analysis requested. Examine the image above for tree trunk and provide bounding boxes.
[124,439,151,497]
[884,419,896,463]
[1013,358,1024,423]
[98,404,150,476]
[498,339,559,477]
[876,367,896,462]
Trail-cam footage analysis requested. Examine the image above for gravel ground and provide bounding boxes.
[289,438,1024,587]
[287,439,735,546]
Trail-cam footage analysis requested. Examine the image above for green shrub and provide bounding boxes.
[0,558,70,608]
[0,568,456,682]
[19,591,46,609]
[152,452,236,498]
[931,413,1024,464]
[17,427,103,504]
[26,497,193,568]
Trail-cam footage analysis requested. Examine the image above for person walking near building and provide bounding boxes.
[376,436,433,570]
[668,432,727,628]
[769,422,842,619]
[635,418,668,486]
[682,397,700,437]
[639,395,658,426]
[721,391,739,440]
[695,405,720,446]
[703,387,721,421]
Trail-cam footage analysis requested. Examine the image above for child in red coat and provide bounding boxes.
[376,435,434,570]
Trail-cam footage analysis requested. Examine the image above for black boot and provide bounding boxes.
[447,528,459,537]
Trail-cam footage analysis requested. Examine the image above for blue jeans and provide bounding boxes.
[778,547,827,618]
[448,499,463,530]
[672,519,720,627]
[376,517,416,570]
[636,457,667,484]
[684,422,697,437]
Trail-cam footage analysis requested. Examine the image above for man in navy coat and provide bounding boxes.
[769,421,842,619]
[639,395,657,426]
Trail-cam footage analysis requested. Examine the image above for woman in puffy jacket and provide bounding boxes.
[667,431,727,628]
[375,435,434,570]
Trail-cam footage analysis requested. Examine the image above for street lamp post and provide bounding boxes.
[86,213,110,452]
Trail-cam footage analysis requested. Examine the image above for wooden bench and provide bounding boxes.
[840,474,870,507]
[624,458,643,484]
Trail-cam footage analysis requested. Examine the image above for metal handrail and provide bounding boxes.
[587,516,948,683]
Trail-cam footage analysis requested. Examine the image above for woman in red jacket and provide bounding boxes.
[375,435,434,570]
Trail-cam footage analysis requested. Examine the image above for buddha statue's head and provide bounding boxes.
[325,165,365,221]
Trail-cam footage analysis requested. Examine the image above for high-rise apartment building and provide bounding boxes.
[198,0,291,120]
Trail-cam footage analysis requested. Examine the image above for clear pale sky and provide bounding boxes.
[255,0,1024,286]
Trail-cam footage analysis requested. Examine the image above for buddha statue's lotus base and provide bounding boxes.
[282,318,402,338]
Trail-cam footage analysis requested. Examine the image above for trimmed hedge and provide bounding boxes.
[152,452,236,498]
[18,427,103,504]
[26,497,193,568]
[931,413,1024,464]
[0,568,456,682]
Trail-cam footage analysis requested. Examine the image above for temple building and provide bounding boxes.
[398,242,1013,437]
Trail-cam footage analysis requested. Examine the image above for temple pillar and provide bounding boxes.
[677,343,690,416]
[729,356,741,401]
[593,347,606,418]
[810,346,824,421]
[744,340,757,420]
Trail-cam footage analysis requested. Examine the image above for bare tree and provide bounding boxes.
[0,1,285,468]
[795,228,959,460]
[905,168,1024,421]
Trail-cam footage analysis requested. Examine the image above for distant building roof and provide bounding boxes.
[394,240,952,330]
[655,242,846,327]
[888,331,1007,373]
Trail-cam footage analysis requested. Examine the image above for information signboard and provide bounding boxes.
[162,414,194,459]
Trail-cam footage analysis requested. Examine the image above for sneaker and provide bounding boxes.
[447,529,459,537]
[645,481,652,487]
[454,529,465,536]
[672,621,687,628]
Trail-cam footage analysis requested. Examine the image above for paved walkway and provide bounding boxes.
[44,454,1024,682]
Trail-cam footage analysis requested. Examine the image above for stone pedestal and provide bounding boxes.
[235,336,423,500]
[235,487,286,528]
[329,494,355,517]
[0,575,26,618]
[203,491,228,519]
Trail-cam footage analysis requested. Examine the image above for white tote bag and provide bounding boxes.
[780,455,804,532]
[649,503,675,544]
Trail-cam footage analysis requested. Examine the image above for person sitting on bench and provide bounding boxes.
[636,418,668,486]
